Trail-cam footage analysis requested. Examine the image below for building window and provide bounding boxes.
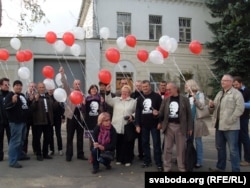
[150,73,164,92]
[149,15,162,40]
[115,72,133,92]
[179,17,191,42]
[117,12,131,37]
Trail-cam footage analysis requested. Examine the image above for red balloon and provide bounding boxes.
[156,46,169,59]
[16,51,26,62]
[23,49,33,61]
[126,35,136,47]
[70,90,83,105]
[189,40,202,55]
[98,69,112,84]
[105,48,120,64]
[137,49,148,63]
[42,65,55,78]
[45,31,57,44]
[62,32,75,46]
[0,49,9,61]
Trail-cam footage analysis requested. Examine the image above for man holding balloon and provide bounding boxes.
[59,67,88,162]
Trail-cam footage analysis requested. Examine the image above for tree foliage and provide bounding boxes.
[205,0,250,98]
[0,0,48,33]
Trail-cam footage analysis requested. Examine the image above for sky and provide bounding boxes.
[0,0,82,38]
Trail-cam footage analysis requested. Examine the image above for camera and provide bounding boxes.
[124,115,130,120]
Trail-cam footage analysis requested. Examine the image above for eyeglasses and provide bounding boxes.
[4,84,10,87]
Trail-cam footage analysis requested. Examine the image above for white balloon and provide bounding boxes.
[53,88,67,102]
[70,44,81,57]
[116,37,126,49]
[149,50,164,64]
[169,38,178,53]
[159,35,170,51]
[100,27,110,39]
[53,40,66,53]
[18,67,30,80]
[43,78,55,90]
[72,27,85,40]
[55,73,67,87]
[10,37,21,50]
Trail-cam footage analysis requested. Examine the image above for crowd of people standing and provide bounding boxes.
[0,71,249,174]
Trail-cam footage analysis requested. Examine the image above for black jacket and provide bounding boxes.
[4,92,30,123]
[92,125,117,151]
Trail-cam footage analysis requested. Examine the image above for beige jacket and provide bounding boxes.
[209,87,244,131]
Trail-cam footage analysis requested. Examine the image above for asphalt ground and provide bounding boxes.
[0,120,250,188]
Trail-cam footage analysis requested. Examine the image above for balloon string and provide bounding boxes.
[199,55,219,83]
[170,56,194,95]
[0,62,8,78]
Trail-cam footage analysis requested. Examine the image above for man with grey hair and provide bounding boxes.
[158,81,193,172]
[209,74,244,172]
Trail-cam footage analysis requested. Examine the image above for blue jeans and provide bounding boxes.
[215,129,240,172]
[141,126,162,167]
[239,117,250,162]
[8,122,27,165]
[195,137,203,165]
[91,147,111,170]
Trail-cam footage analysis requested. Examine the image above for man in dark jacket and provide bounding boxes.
[135,80,163,171]
[0,77,11,161]
[31,82,54,161]
[4,80,30,168]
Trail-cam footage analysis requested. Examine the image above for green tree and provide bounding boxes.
[0,0,48,33]
[205,0,250,97]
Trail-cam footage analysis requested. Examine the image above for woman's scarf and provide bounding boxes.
[98,124,111,145]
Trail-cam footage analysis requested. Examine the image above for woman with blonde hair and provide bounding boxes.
[105,84,137,167]
[185,79,210,168]
[91,112,117,174]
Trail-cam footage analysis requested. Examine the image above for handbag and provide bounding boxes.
[185,137,197,172]
[124,122,137,142]
[195,93,211,119]
[100,150,115,161]
[196,105,211,119]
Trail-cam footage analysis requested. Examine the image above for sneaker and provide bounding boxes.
[37,155,44,161]
[157,166,163,172]
[92,169,99,174]
[9,162,22,168]
[195,164,202,168]
[116,162,121,165]
[240,161,250,166]
[48,150,54,156]
[141,163,152,168]
[125,163,131,167]
[179,168,186,172]
[209,167,224,172]
[77,156,88,160]
[59,150,64,156]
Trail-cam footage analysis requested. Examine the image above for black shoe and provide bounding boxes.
[77,156,88,160]
[106,165,112,170]
[92,169,99,174]
[19,156,30,161]
[66,156,72,162]
[37,155,44,161]
[9,162,22,168]
[141,163,152,168]
[43,155,53,159]
[157,166,163,172]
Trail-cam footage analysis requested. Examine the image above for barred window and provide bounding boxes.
[117,12,131,37]
[179,17,191,42]
[149,15,162,40]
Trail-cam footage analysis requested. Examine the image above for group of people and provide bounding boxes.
[0,71,249,174]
